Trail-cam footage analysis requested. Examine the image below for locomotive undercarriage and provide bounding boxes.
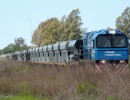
[94,60,129,74]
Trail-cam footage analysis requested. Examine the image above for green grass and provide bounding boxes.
[106,96,120,100]
[77,81,97,95]
[0,95,48,100]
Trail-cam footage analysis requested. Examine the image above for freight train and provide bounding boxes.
[2,29,129,65]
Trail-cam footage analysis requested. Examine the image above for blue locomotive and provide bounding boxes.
[83,29,128,64]
[2,29,129,64]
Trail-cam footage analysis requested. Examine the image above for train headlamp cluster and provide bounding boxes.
[109,30,116,34]
[120,60,125,63]
[99,60,126,64]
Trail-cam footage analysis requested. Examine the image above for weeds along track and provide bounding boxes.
[0,60,130,100]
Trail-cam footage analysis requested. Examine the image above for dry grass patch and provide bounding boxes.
[0,60,129,100]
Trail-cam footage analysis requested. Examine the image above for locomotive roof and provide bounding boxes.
[85,29,125,39]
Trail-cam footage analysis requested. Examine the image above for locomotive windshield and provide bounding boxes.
[96,34,127,48]
[97,35,111,47]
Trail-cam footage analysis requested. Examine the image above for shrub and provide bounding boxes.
[77,81,97,95]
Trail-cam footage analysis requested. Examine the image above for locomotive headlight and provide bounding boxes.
[109,30,116,34]
[100,60,106,64]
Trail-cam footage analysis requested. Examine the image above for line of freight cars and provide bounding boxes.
[5,40,83,64]
[2,29,129,64]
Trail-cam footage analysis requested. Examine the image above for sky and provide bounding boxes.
[0,0,129,49]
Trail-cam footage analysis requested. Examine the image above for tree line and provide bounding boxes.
[0,37,29,54]
[0,7,130,54]
[32,7,130,47]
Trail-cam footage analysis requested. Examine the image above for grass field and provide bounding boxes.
[0,60,130,100]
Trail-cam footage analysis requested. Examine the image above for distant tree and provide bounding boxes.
[2,37,28,54]
[32,9,83,46]
[2,43,15,53]
[61,9,83,41]
[15,37,25,47]
[32,29,42,46]
[32,18,60,46]
[116,7,130,36]
[0,49,2,54]
[14,37,27,51]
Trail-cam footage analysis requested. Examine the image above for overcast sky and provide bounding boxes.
[0,0,129,49]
